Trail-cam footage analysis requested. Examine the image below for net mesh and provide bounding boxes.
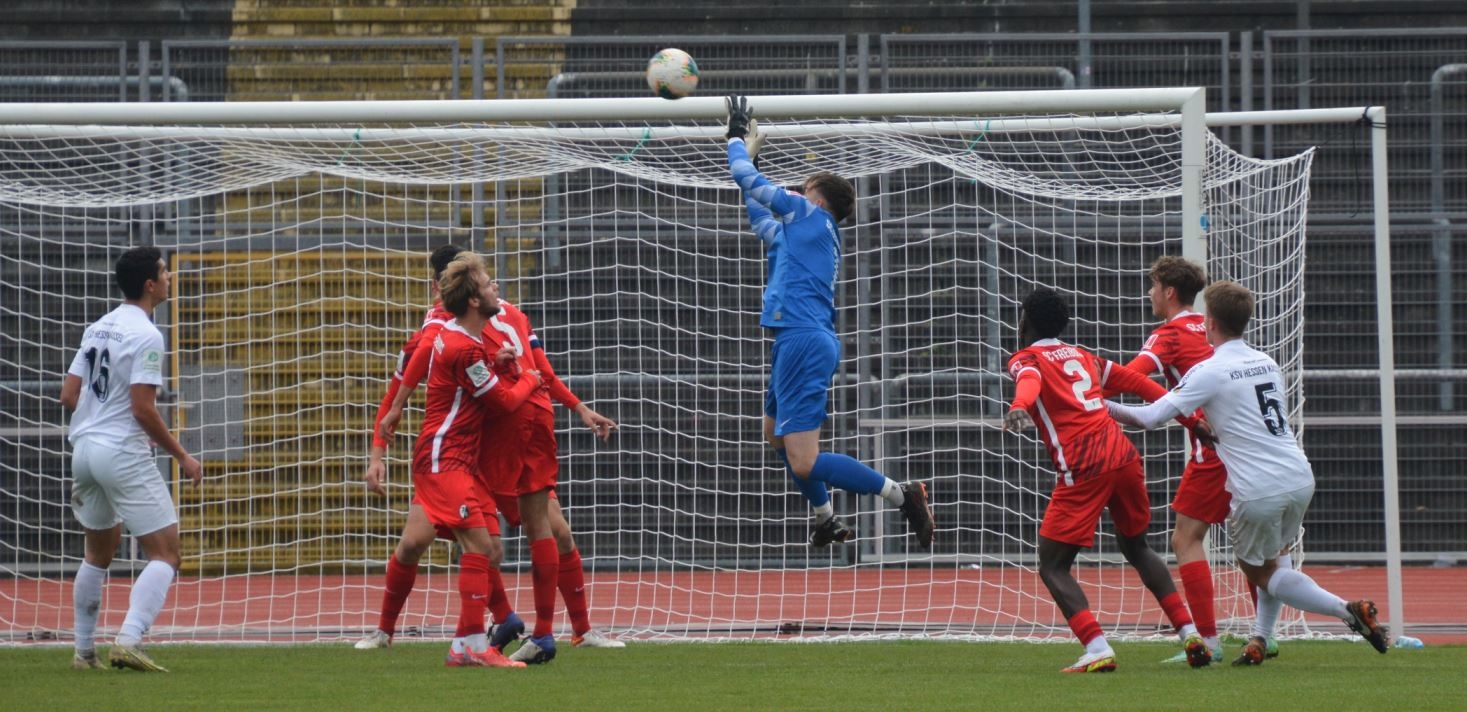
[0,109,1314,642]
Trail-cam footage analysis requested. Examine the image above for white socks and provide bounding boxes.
[1085,635,1112,656]
[1252,586,1283,640]
[880,480,904,507]
[1265,567,1349,620]
[73,561,107,654]
[117,560,175,646]
[811,503,834,524]
[1251,554,1294,640]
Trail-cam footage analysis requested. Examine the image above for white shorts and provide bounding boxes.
[1226,484,1313,567]
[70,437,178,537]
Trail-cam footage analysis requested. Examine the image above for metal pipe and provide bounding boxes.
[0,87,1203,124]
[548,66,1076,98]
[1429,63,1465,411]
[1078,0,1093,89]
[0,75,189,102]
[1366,106,1407,642]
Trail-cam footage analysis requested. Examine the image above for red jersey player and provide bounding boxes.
[356,249,536,666]
[1002,287,1208,673]
[366,251,540,668]
[357,245,463,651]
[1118,256,1241,664]
[481,298,621,663]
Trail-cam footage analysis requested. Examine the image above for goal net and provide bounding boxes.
[0,91,1315,643]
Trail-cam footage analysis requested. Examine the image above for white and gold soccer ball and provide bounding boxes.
[646,48,699,100]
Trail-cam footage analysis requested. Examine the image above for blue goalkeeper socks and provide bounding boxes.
[777,448,830,507]
[808,452,887,495]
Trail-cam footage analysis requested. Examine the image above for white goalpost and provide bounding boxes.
[0,90,1399,644]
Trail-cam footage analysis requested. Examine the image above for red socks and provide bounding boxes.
[1066,609,1104,646]
[559,549,590,636]
[1158,591,1195,631]
[376,555,417,636]
[530,538,559,638]
[456,552,489,638]
[487,565,514,625]
[1179,560,1217,638]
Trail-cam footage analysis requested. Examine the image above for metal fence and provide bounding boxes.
[1,33,1464,560]
[0,41,129,102]
[157,38,462,103]
[492,35,850,100]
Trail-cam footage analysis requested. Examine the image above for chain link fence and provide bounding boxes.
[1,32,1463,560]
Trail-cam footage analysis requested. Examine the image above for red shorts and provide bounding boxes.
[482,406,560,496]
[412,469,487,533]
[1171,455,1230,525]
[1040,461,1150,548]
[492,488,558,528]
[431,468,503,540]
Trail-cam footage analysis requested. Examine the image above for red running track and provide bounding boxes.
[3,565,1462,645]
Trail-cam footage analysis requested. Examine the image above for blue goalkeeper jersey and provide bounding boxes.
[727,137,840,332]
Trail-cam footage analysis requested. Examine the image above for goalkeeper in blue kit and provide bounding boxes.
[724,95,935,549]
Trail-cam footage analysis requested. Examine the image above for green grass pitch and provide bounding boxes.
[3,640,1460,711]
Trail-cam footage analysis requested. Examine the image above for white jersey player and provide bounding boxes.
[1105,281,1390,664]
[61,246,202,673]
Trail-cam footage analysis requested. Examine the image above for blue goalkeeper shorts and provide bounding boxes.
[764,328,840,437]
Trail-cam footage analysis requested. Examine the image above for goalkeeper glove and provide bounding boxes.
[725,95,753,140]
[744,117,764,162]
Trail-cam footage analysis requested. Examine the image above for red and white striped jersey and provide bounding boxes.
[411,320,537,475]
[1007,339,1141,487]
[1135,311,1212,386]
[1130,310,1220,466]
[372,301,454,449]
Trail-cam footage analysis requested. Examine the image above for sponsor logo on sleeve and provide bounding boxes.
[466,360,492,388]
[140,349,163,374]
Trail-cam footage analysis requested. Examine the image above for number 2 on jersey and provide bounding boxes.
[83,347,111,401]
[1063,359,1103,412]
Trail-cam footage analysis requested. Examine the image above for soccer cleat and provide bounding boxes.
[489,613,524,652]
[507,634,557,665]
[898,482,935,550]
[572,630,626,649]
[809,517,855,547]
[1162,644,1222,665]
[452,646,526,669]
[109,641,169,672]
[1183,633,1212,668]
[1265,638,1280,659]
[71,651,105,670]
[1231,636,1267,666]
[1061,649,1117,673]
[1346,599,1390,653]
[354,629,392,650]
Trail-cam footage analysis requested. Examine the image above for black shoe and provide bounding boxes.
[1231,636,1266,666]
[809,517,854,547]
[1346,600,1390,653]
[899,482,934,550]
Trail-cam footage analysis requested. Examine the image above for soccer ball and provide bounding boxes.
[646,48,699,100]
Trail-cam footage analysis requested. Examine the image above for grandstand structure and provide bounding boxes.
[0,2,1463,643]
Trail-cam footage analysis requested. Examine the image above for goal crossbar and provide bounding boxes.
[0,87,1204,124]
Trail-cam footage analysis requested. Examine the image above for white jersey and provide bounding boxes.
[1157,339,1313,501]
[66,303,166,451]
